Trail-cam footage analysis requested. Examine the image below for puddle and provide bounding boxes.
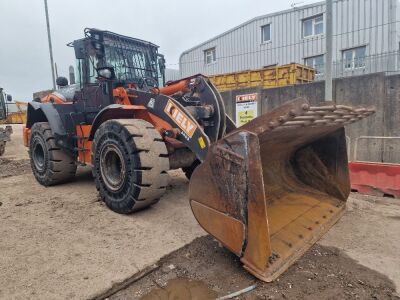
[141,278,217,300]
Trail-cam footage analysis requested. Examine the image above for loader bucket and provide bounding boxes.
[189,98,375,282]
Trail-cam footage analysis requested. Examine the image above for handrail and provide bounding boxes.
[353,136,400,163]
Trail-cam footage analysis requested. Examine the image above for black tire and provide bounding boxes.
[182,159,200,180]
[92,119,169,214]
[29,122,77,186]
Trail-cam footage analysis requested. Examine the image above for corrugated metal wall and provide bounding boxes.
[165,68,180,82]
[179,0,399,78]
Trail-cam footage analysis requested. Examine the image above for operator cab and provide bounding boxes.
[69,28,166,90]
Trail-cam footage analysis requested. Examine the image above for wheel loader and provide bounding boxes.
[24,28,375,281]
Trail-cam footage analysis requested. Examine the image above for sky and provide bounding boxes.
[0,0,319,100]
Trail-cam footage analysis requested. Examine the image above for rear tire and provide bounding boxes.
[92,119,169,214]
[29,122,77,186]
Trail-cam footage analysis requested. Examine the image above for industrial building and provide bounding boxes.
[165,68,181,82]
[179,0,399,79]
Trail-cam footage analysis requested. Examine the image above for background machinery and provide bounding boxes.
[4,101,28,124]
[0,88,13,156]
[24,28,374,281]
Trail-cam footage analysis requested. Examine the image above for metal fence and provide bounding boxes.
[352,136,400,164]
[313,51,400,81]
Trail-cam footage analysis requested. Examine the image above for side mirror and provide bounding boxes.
[73,40,86,59]
[6,94,12,102]
[96,67,116,80]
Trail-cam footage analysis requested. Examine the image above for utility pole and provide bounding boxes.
[44,0,56,90]
[325,0,333,102]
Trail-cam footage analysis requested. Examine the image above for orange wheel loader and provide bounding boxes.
[24,28,375,281]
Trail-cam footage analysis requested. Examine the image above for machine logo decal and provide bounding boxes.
[164,100,197,138]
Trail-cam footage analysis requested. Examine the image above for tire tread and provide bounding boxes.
[92,119,169,214]
[29,122,76,186]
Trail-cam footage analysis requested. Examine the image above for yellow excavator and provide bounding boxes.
[24,29,375,281]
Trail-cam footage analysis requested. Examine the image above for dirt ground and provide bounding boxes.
[108,193,400,300]
[1,124,28,160]
[110,237,399,300]
[0,125,206,300]
[1,124,400,300]
[319,193,400,294]
[0,158,30,179]
[0,164,207,300]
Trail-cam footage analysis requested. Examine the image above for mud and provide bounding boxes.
[140,278,217,300]
[0,158,30,178]
[111,236,399,300]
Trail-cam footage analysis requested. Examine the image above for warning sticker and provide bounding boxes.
[198,137,206,149]
[235,93,258,127]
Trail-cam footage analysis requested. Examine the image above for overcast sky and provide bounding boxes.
[0,0,319,100]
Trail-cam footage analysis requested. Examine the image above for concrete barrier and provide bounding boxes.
[349,162,400,198]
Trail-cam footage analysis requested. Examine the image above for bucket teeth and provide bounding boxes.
[314,119,330,125]
[294,116,318,121]
[309,105,336,111]
[282,120,312,127]
[265,103,375,130]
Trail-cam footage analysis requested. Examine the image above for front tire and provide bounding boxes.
[92,119,169,214]
[29,122,77,186]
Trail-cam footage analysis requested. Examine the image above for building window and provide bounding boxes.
[304,55,324,74]
[343,46,366,70]
[302,14,323,38]
[261,24,271,42]
[204,48,216,65]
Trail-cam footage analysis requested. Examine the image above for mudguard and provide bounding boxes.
[27,102,67,136]
[88,104,139,140]
[26,102,75,153]
[89,97,211,162]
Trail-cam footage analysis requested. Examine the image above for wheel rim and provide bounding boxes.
[100,144,126,192]
[33,140,45,171]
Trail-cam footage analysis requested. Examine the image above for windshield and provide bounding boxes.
[73,29,165,87]
[102,38,160,85]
